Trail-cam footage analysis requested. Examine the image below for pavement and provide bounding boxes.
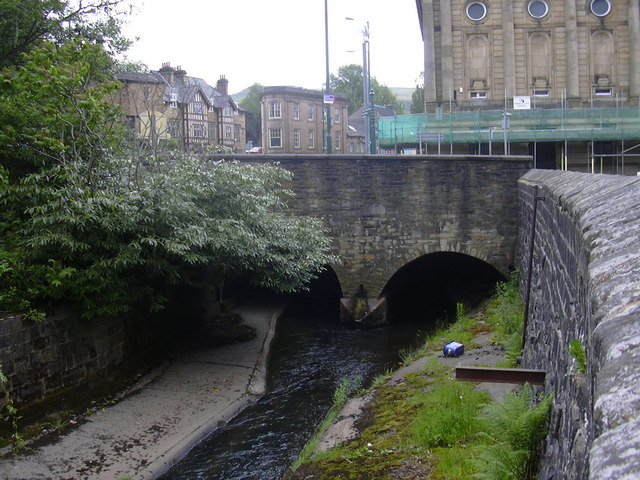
[0,296,285,480]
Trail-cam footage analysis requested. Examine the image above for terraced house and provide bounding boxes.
[115,63,246,153]
[380,0,640,173]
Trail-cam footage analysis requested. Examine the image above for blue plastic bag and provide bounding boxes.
[443,341,464,357]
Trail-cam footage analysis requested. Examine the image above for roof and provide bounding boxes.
[116,69,238,112]
[261,85,348,103]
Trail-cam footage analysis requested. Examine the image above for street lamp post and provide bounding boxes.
[324,0,332,154]
[361,22,376,154]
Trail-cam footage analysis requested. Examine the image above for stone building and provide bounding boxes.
[379,0,640,173]
[115,64,246,154]
[260,86,349,154]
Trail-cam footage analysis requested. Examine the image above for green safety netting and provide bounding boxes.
[378,107,640,146]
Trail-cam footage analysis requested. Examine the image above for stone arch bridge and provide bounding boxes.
[229,154,532,324]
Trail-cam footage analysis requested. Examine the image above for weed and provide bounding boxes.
[412,379,490,448]
[292,376,363,470]
[473,385,552,480]
[567,339,587,375]
[0,365,26,453]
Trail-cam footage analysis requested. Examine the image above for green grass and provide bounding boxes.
[411,379,490,448]
[286,274,551,480]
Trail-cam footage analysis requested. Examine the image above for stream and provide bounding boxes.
[159,305,429,480]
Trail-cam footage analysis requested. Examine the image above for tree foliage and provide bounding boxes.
[0,0,130,69]
[410,72,425,114]
[330,64,403,115]
[2,154,337,318]
[0,2,338,320]
[239,83,264,146]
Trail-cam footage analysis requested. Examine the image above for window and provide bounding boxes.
[169,91,178,108]
[470,91,488,98]
[594,87,612,96]
[225,125,233,139]
[466,2,487,21]
[307,104,315,121]
[269,101,281,119]
[533,89,550,97]
[168,119,180,138]
[208,122,216,142]
[334,130,341,150]
[234,125,240,141]
[334,107,341,123]
[308,129,315,148]
[193,123,205,138]
[528,0,549,18]
[292,102,300,120]
[192,102,204,114]
[224,105,233,117]
[293,128,301,148]
[590,0,611,17]
[269,128,282,148]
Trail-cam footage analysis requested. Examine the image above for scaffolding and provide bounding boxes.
[379,107,640,147]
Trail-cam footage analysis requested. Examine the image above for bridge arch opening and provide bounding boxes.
[284,265,343,317]
[380,252,506,324]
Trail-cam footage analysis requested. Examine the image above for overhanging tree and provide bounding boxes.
[0,2,338,320]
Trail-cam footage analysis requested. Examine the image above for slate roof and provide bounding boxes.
[116,70,238,112]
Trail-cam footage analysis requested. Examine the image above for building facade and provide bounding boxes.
[260,86,349,154]
[378,0,640,173]
[115,64,246,153]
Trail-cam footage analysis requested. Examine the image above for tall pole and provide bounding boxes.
[324,0,332,154]
[362,23,370,153]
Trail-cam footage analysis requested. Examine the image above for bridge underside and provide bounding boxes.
[339,252,506,327]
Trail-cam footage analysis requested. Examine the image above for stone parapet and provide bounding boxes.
[518,170,640,480]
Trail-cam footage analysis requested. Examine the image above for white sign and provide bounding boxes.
[513,96,531,110]
[323,94,335,104]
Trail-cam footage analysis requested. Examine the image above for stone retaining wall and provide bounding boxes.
[0,310,130,407]
[518,170,640,480]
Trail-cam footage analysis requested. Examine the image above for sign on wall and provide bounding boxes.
[513,96,531,109]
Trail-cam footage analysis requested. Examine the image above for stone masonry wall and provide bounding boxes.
[0,310,130,408]
[518,170,640,480]
[232,154,531,297]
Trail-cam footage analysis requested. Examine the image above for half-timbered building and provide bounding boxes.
[115,64,246,153]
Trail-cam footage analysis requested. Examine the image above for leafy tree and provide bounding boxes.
[0,0,337,322]
[411,85,425,114]
[239,83,264,146]
[0,41,125,177]
[330,64,403,115]
[1,154,337,317]
[0,0,130,69]
[410,72,425,114]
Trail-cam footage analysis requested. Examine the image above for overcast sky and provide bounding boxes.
[120,0,424,94]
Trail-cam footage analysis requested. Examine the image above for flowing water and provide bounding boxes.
[160,307,429,480]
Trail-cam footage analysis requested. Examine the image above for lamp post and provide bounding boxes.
[324,0,332,154]
[360,22,376,154]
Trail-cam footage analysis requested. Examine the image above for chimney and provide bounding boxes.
[217,75,229,95]
[159,62,175,85]
[175,65,187,84]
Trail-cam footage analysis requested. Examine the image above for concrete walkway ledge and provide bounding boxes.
[0,296,286,480]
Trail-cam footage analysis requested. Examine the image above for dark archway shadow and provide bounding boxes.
[381,252,506,325]
[283,266,343,319]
